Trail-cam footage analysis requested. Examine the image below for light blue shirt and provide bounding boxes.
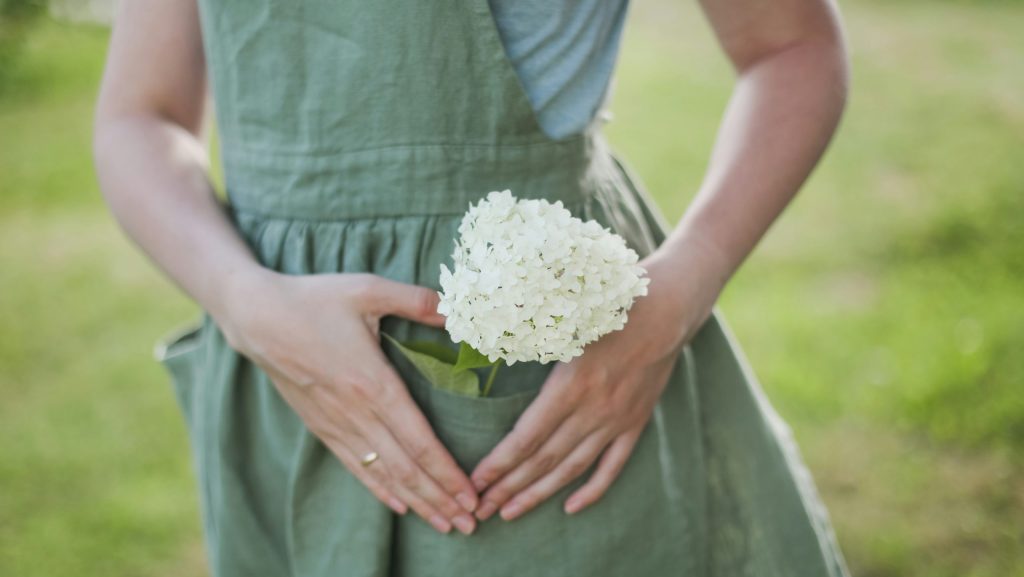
[489,0,631,140]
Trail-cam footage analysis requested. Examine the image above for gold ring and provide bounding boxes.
[360,451,380,467]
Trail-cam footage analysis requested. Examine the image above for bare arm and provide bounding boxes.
[93,0,482,536]
[467,0,850,521]
[652,0,851,332]
[92,0,260,330]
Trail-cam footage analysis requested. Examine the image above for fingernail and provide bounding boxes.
[500,500,523,521]
[472,477,488,492]
[429,514,451,534]
[474,500,498,521]
[564,497,582,515]
[389,497,408,515]
[456,491,478,513]
[452,514,476,535]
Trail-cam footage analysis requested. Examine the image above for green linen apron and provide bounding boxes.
[153,1,851,575]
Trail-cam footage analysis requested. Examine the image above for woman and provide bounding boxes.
[93,0,851,575]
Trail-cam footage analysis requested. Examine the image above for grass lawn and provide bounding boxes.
[1,1,1021,575]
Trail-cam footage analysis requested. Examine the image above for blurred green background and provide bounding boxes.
[1,0,1021,575]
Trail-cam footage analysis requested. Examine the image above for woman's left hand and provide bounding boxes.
[468,243,722,521]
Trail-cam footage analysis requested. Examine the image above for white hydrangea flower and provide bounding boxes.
[436,189,651,365]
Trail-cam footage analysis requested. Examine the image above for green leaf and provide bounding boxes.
[401,339,459,365]
[381,332,480,397]
[453,341,496,372]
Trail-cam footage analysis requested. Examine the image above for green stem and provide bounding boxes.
[481,358,504,397]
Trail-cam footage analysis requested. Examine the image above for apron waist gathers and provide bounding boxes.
[222,131,614,221]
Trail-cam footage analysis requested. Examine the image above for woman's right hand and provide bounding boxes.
[215,268,479,536]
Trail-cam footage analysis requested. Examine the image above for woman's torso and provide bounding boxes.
[164,2,854,576]
[186,2,695,575]
[196,0,645,227]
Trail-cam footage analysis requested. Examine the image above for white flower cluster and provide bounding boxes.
[437,190,651,365]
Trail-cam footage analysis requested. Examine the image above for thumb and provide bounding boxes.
[370,277,447,327]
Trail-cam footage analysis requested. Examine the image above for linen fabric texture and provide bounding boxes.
[154,0,852,575]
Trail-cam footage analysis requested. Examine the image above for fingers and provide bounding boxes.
[563,425,643,515]
[469,369,577,492]
[321,433,408,516]
[368,359,481,513]
[346,294,478,533]
[494,429,608,522]
[336,359,479,535]
[269,355,477,535]
[363,275,447,327]
[272,375,415,519]
[473,414,591,521]
[325,424,472,535]
[349,275,480,517]
[384,404,482,514]
[357,412,478,536]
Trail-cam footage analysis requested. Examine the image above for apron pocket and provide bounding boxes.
[382,331,555,472]
[424,383,541,472]
[153,318,205,432]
